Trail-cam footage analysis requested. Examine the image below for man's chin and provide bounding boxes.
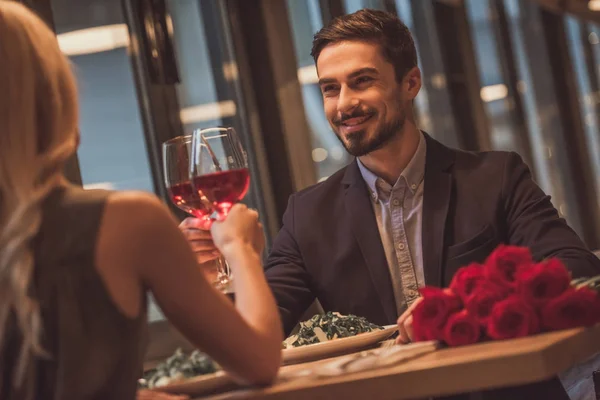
[343,134,391,157]
[344,142,372,157]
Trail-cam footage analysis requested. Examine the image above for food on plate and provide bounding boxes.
[139,348,220,389]
[282,312,384,349]
[139,312,383,387]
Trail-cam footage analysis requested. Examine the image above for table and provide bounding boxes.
[198,324,600,400]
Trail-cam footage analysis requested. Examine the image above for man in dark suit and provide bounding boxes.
[180,8,600,399]
[264,8,599,337]
[260,8,599,400]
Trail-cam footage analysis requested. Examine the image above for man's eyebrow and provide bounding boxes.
[318,67,379,86]
[347,67,379,79]
[318,77,337,86]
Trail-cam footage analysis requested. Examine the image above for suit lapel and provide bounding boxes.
[342,162,397,323]
[421,134,455,287]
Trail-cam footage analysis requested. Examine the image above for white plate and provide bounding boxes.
[282,325,398,364]
[153,370,234,396]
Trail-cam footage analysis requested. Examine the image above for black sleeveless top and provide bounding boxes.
[0,185,148,400]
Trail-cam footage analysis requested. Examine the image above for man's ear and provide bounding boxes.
[405,66,422,99]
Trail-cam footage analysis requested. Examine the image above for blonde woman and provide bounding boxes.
[0,2,282,399]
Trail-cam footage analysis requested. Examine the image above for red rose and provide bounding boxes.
[516,258,571,308]
[450,263,486,302]
[413,319,443,342]
[541,288,600,331]
[487,295,540,340]
[443,309,481,347]
[485,245,533,288]
[465,282,511,326]
[412,287,462,341]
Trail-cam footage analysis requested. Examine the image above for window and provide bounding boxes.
[465,0,532,160]
[396,0,459,147]
[343,0,386,14]
[564,17,600,214]
[53,0,153,192]
[502,0,584,237]
[167,0,233,132]
[287,0,350,181]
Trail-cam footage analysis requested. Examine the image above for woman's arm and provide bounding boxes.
[96,192,282,385]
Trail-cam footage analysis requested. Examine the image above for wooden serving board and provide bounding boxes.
[198,324,600,400]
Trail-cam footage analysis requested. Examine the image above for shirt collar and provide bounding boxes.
[402,131,426,195]
[357,156,380,201]
[357,131,427,201]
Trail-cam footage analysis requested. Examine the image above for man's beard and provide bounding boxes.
[333,108,406,157]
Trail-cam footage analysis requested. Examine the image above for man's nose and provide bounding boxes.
[336,86,359,115]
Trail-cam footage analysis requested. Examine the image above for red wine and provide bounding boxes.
[167,181,212,219]
[192,168,250,215]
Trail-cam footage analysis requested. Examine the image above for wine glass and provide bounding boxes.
[162,135,231,292]
[190,127,250,293]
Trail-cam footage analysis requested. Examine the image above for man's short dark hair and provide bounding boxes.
[311,9,418,82]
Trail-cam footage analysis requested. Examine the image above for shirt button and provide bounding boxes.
[411,183,417,190]
[398,243,405,250]
[392,199,401,206]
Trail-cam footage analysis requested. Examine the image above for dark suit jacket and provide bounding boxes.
[265,134,600,335]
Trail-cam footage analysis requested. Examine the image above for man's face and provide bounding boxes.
[316,41,418,157]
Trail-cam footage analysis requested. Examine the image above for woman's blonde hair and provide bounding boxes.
[0,0,79,389]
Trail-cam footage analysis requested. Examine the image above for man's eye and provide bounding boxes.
[322,85,336,92]
[355,76,373,84]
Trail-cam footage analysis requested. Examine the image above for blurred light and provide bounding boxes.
[516,80,528,94]
[480,84,508,102]
[180,101,236,124]
[589,0,600,11]
[84,182,115,190]
[330,146,345,161]
[589,32,599,45]
[431,74,446,89]
[223,62,239,81]
[585,113,596,127]
[559,204,567,217]
[166,14,174,36]
[318,176,329,183]
[312,148,329,163]
[298,65,319,85]
[57,24,129,56]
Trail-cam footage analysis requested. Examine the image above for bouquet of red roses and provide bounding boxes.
[411,245,600,347]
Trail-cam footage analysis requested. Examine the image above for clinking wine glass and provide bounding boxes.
[162,135,232,292]
[190,127,251,293]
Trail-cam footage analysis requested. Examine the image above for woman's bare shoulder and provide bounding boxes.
[106,190,164,208]
[106,191,173,220]
[101,191,179,245]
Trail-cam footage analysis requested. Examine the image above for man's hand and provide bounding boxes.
[179,217,221,264]
[396,297,423,344]
[137,389,189,400]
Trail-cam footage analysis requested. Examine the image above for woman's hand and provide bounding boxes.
[210,204,265,256]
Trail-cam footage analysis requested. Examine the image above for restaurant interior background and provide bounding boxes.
[16,0,600,360]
